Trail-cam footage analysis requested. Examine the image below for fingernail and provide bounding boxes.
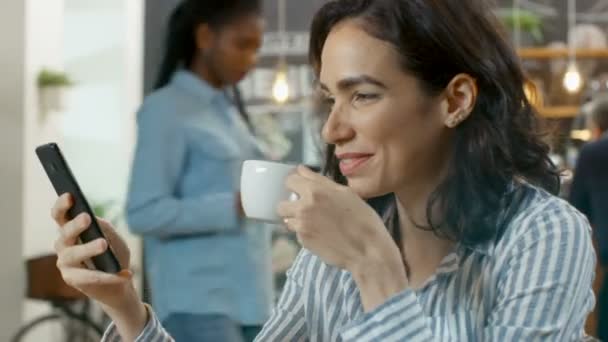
[118,269,132,278]
[98,239,107,251]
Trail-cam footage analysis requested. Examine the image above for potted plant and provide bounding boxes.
[90,200,122,227]
[37,68,74,115]
[498,8,544,46]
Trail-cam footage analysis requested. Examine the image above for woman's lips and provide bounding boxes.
[337,153,373,176]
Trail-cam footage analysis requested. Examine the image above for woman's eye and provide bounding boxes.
[323,97,336,108]
[353,93,379,103]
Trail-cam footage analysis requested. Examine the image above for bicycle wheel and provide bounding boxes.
[11,313,102,342]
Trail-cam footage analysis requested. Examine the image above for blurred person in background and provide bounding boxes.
[570,94,608,340]
[50,0,596,340]
[123,0,271,341]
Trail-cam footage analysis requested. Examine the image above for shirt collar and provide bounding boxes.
[461,239,495,257]
[171,69,225,104]
[428,240,494,283]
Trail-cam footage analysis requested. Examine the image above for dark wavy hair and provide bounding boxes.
[155,0,261,127]
[309,0,560,248]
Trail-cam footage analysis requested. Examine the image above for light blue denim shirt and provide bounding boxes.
[126,70,273,325]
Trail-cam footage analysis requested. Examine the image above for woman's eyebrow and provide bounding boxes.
[319,74,387,92]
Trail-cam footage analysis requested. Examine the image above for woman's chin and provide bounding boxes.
[347,178,387,200]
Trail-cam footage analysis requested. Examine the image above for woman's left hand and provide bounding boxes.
[277,165,400,272]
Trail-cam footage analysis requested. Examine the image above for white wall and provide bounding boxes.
[20,1,69,340]
[22,0,65,261]
[61,0,144,290]
[0,0,143,340]
[0,0,66,339]
[0,0,68,339]
[0,1,26,340]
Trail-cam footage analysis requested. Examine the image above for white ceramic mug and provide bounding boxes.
[240,160,297,222]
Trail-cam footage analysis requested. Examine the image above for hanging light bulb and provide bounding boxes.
[272,68,289,104]
[563,0,582,94]
[270,0,289,104]
[563,62,583,93]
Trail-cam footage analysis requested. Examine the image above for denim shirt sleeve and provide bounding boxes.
[126,104,239,238]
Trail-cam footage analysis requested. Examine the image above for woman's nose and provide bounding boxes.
[322,107,355,145]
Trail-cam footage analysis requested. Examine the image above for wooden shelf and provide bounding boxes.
[537,106,579,118]
[515,48,596,119]
[518,48,608,59]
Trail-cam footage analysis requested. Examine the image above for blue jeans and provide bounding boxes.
[162,314,262,342]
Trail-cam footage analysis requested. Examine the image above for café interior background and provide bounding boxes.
[1,0,607,340]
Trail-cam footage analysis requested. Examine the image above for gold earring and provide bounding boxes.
[446,116,458,128]
[449,111,467,128]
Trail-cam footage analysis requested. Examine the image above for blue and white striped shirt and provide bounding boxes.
[103,184,596,341]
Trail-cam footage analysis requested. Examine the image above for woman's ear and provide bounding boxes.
[442,74,478,128]
[194,23,214,51]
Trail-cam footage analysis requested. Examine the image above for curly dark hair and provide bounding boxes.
[309,0,560,247]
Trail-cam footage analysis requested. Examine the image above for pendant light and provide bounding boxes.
[563,0,583,93]
[271,0,289,104]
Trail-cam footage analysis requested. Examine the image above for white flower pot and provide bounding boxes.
[39,86,67,115]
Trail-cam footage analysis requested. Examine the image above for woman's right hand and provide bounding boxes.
[52,193,133,308]
[52,193,148,340]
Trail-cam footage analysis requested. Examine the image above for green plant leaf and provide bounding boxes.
[530,28,543,42]
[499,8,543,33]
[90,200,121,226]
[38,69,74,87]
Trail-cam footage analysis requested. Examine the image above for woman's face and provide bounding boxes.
[319,20,453,199]
[204,14,264,85]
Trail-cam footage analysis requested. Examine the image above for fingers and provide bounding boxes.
[277,199,298,220]
[296,165,324,181]
[285,165,337,194]
[97,217,121,242]
[282,217,301,233]
[57,238,108,268]
[96,217,113,230]
[284,171,313,196]
[282,218,312,248]
[61,267,132,288]
[280,166,335,219]
[55,213,91,251]
[51,193,73,226]
[97,217,131,270]
[296,165,334,186]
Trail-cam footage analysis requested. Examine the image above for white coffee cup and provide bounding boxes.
[240,160,297,222]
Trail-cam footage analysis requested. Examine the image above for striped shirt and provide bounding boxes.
[102,184,596,341]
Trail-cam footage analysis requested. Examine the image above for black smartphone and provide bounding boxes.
[35,142,121,273]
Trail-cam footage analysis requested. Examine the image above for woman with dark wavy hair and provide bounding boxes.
[50,0,596,340]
